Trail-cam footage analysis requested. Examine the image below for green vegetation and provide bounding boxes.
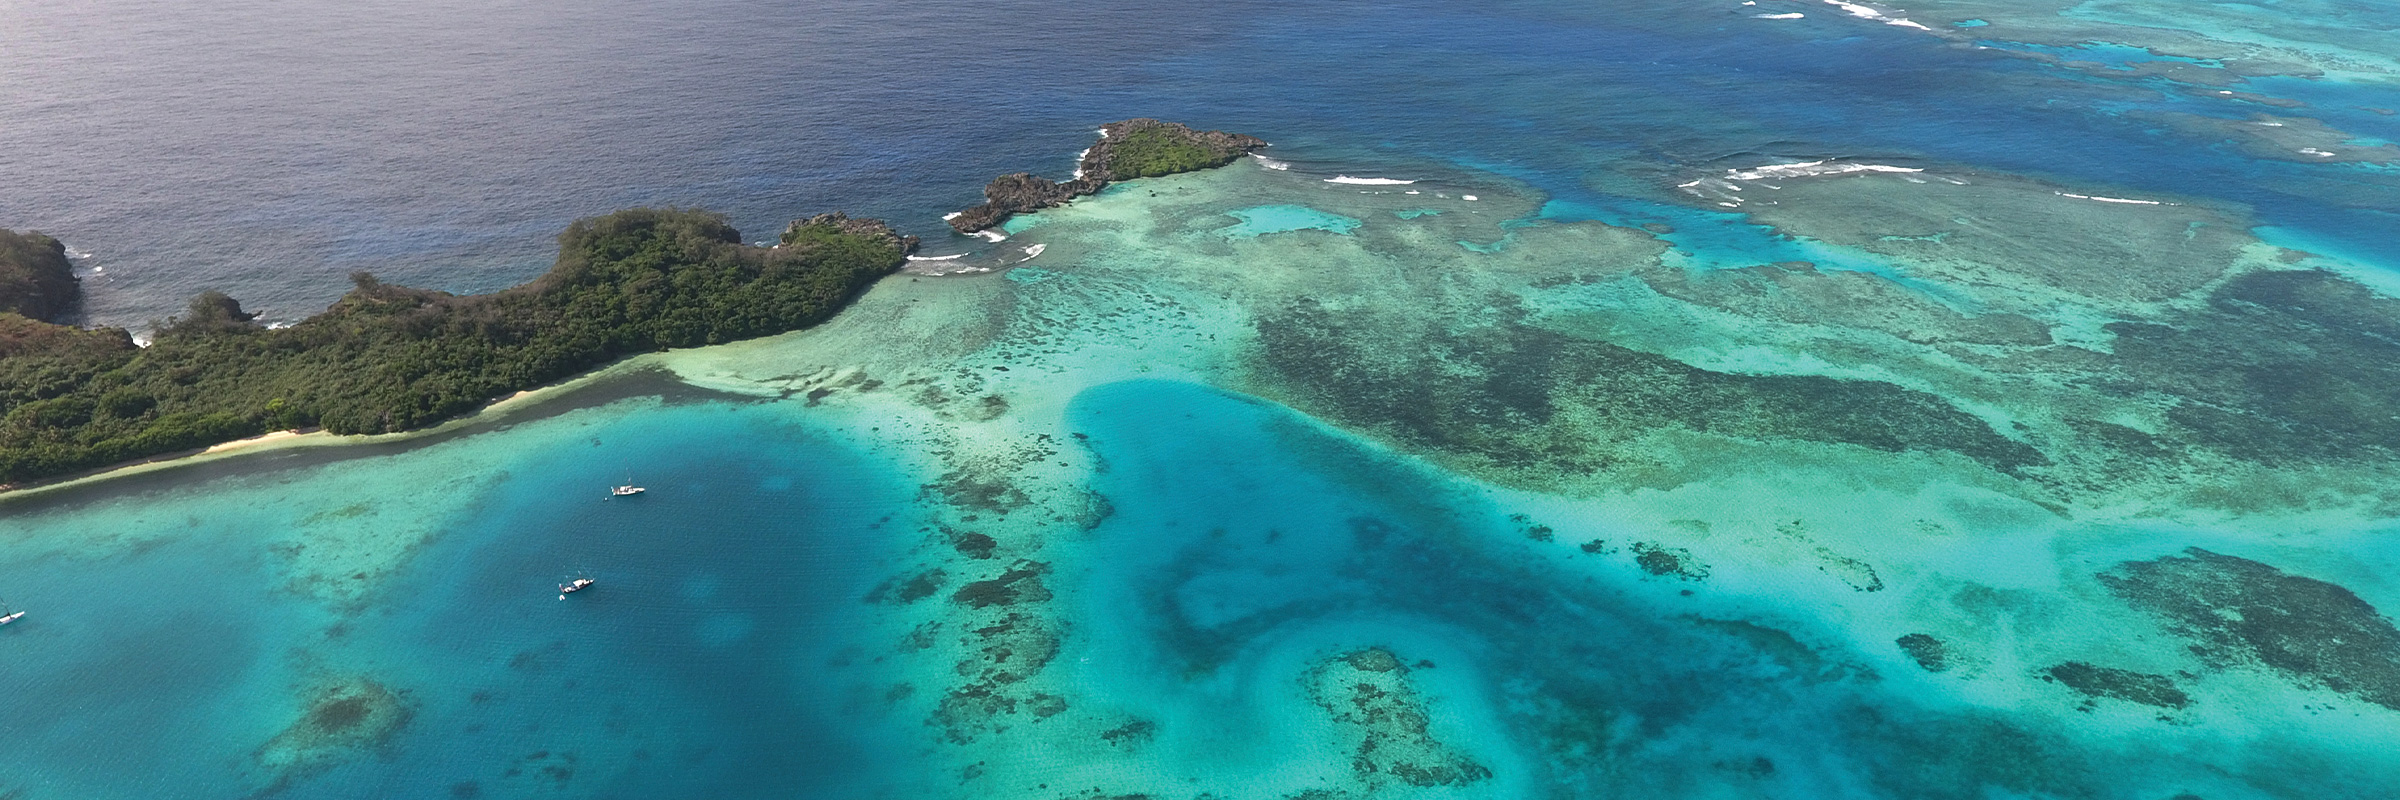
[1106,126,1234,179]
[0,229,80,322]
[0,209,908,485]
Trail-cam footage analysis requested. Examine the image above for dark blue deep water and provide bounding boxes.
[5,0,2393,326]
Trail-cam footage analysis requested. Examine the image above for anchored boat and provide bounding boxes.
[558,577,595,600]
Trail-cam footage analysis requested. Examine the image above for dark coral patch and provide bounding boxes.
[1101,719,1157,748]
[864,568,946,605]
[2042,662,2191,709]
[1896,633,1950,673]
[1251,294,2045,484]
[952,561,1052,608]
[2101,547,2400,710]
[947,528,999,559]
[1308,648,1492,789]
[1632,542,1710,581]
[2108,270,2400,466]
[249,679,416,796]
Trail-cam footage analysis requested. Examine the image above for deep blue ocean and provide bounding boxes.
[6,0,2394,326]
[6,0,2400,798]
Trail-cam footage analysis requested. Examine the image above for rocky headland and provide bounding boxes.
[946,118,1266,234]
[0,228,81,323]
[0,210,914,488]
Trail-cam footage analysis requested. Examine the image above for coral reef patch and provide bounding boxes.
[2101,547,2400,710]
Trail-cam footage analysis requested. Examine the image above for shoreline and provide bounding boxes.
[0,358,642,504]
[0,120,1273,503]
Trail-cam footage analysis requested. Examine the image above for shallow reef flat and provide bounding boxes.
[606,160,2400,797]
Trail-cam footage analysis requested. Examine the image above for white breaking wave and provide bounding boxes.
[1463,195,1479,201]
[1679,159,1928,207]
[65,247,94,259]
[907,253,968,261]
[1822,0,1930,30]
[941,211,962,221]
[2056,191,2171,205]
[2299,147,2337,157]
[1723,160,1924,180]
[1018,243,1046,262]
[974,230,1007,242]
[1249,153,1291,170]
[1756,12,1805,19]
[1325,175,1416,185]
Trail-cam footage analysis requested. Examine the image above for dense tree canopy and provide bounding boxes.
[0,208,908,485]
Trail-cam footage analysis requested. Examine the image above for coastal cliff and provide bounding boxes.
[0,229,84,323]
[0,209,912,487]
[947,119,1265,234]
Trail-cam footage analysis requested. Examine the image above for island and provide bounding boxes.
[0,118,1266,489]
[0,210,915,487]
[946,118,1266,234]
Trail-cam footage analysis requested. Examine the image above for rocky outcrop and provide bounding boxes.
[782,212,920,255]
[947,119,1266,234]
[0,228,81,322]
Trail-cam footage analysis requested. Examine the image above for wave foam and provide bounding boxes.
[1249,153,1291,170]
[941,211,962,221]
[1821,0,1929,30]
[2056,191,2171,205]
[907,253,968,262]
[1724,160,1924,180]
[1325,175,1416,185]
[1018,243,1046,262]
[974,230,1007,243]
[1756,12,1805,19]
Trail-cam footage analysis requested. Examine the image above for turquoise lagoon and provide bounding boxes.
[8,156,2400,797]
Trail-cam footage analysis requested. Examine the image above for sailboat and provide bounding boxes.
[0,599,23,626]
[608,469,645,498]
[558,576,596,601]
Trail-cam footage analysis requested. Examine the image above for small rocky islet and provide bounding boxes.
[944,119,1266,235]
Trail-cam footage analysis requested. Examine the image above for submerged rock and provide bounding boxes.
[1896,633,1950,673]
[1632,541,1710,581]
[947,119,1265,234]
[2100,547,2400,710]
[2041,661,2191,710]
[250,678,415,795]
[1306,647,1493,789]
